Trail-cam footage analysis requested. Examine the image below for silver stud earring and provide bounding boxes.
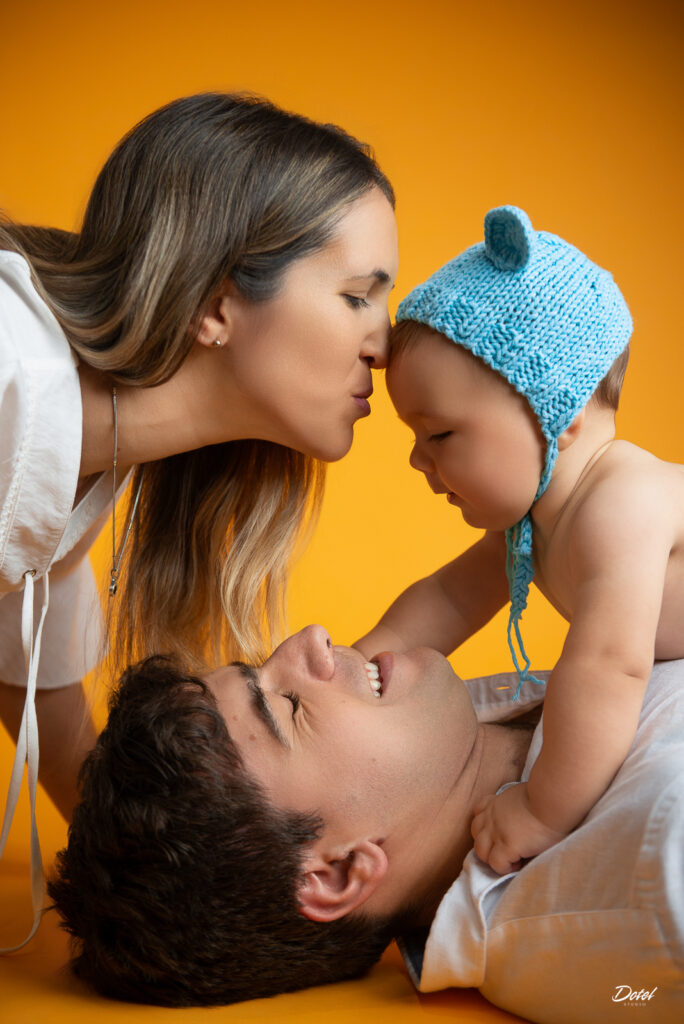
[212,338,222,348]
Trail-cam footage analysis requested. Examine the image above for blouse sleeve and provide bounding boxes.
[0,555,103,688]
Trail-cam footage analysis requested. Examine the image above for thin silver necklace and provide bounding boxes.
[109,386,144,597]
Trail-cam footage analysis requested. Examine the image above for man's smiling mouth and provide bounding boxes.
[364,661,383,698]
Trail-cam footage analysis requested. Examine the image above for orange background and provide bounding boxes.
[1,1,682,1020]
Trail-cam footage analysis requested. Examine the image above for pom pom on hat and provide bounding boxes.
[484,205,535,271]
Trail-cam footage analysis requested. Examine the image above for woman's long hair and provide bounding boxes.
[0,93,394,668]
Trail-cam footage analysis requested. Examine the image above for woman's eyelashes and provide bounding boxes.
[428,430,452,443]
[283,691,300,716]
[343,294,370,309]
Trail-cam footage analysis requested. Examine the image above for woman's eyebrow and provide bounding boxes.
[233,662,289,748]
[347,269,391,284]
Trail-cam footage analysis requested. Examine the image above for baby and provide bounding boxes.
[357,206,684,874]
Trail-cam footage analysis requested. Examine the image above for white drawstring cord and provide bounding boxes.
[0,569,49,952]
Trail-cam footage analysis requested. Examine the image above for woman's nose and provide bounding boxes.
[362,313,391,370]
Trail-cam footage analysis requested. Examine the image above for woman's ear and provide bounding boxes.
[557,408,586,451]
[195,282,240,349]
[297,840,388,923]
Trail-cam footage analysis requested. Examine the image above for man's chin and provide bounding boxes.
[410,645,458,683]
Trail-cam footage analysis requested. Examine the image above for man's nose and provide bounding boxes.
[278,624,335,682]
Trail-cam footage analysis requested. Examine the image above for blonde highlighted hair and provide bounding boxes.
[1,92,394,668]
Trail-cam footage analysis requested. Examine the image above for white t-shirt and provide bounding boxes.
[0,250,112,687]
[399,661,684,1023]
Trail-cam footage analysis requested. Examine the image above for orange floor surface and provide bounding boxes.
[0,725,526,1024]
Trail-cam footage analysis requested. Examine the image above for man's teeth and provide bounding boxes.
[364,661,382,698]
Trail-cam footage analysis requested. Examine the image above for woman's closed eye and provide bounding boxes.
[428,430,452,443]
[343,294,370,310]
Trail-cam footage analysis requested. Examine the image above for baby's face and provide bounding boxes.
[387,328,545,530]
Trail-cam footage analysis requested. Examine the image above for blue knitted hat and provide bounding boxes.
[396,205,632,690]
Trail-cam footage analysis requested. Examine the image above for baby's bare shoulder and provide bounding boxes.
[571,442,682,545]
[588,441,682,499]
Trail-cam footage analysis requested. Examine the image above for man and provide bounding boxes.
[49,626,684,1021]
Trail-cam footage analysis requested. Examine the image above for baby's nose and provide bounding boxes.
[409,442,432,474]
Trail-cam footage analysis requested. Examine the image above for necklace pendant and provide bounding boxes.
[109,570,119,597]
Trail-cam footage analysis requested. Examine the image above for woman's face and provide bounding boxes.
[220,187,399,461]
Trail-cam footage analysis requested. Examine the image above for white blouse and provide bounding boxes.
[0,250,110,688]
[0,250,118,951]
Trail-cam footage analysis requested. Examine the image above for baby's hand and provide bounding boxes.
[471,783,566,875]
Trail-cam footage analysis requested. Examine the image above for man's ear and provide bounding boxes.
[557,408,585,451]
[298,840,388,923]
[195,282,240,349]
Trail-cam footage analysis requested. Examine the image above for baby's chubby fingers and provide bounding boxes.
[471,799,507,869]
[486,842,523,876]
[471,822,493,866]
[471,809,523,874]
[470,795,495,847]
[471,787,529,873]
[473,784,567,873]
[472,793,496,818]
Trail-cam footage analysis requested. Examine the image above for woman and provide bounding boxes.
[0,92,398,947]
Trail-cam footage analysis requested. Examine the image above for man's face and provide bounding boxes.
[205,626,478,870]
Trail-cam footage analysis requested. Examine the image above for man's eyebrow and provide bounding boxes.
[347,268,391,285]
[232,662,289,748]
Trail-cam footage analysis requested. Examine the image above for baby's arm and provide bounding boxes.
[473,479,674,873]
[355,530,508,658]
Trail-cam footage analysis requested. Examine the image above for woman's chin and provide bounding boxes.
[314,438,353,463]
[305,428,354,463]
[256,418,351,462]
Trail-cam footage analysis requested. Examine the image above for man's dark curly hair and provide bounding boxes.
[48,656,401,1006]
